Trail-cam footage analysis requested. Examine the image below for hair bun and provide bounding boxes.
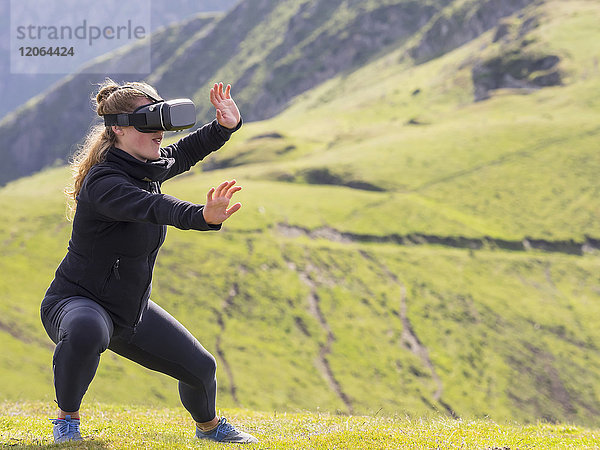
[96,80,120,105]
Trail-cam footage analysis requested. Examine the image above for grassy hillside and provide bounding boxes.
[203,0,600,242]
[1,173,599,423]
[0,0,599,430]
[2,401,600,449]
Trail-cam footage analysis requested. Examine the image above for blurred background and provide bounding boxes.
[0,0,599,426]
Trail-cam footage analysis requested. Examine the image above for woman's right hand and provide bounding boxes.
[202,180,242,225]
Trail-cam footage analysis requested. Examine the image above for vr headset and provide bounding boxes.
[103,85,196,133]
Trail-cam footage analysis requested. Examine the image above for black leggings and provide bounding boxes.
[40,296,217,423]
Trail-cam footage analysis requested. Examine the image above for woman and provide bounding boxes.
[40,79,258,444]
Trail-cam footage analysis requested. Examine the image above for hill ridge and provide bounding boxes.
[275,224,600,255]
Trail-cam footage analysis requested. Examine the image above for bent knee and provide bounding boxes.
[197,352,217,380]
[61,314,111,354]
[186,352,217,385]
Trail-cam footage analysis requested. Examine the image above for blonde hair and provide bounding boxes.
[66,78,160,215]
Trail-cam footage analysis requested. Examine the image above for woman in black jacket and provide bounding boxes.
[40,79,257,444]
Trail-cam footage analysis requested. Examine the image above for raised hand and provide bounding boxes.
[202,180,242,225]
[210,83,241,129]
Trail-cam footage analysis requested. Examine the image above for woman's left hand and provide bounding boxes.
[210,83,241,129]
[203,180,242,225]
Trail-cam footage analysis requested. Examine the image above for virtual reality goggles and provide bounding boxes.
[103,85,196,133]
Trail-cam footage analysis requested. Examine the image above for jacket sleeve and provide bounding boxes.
[84,172,221,231]
[160,118,242,181]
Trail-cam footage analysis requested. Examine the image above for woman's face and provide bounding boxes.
[113,97,163,162]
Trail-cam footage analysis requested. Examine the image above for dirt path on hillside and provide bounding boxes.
[359,250,457,417]
[286,259,354,414]
[214,282,241,407]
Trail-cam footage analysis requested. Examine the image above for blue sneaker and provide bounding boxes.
[51,415,83,443]
[196,417,258,443]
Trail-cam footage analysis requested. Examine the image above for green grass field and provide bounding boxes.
[1,166,599,425]
[2,401,600,449]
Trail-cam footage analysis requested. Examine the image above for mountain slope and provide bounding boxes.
[0,12,223,187]
[0,0,599,427]
[0,0,535,187]
[0,0,238,120]
[201,0,600,242]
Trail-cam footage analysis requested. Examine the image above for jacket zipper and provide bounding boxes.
[139,225,165,325]
[112,258,121,280]
[101,257,121,295]
[134,181,162,330]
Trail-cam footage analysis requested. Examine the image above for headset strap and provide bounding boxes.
[116,84,164,102]
[103,112,148,127]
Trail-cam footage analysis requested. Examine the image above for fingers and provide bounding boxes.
[210,83,223,107]
[210,180,241,200]
[226,186,242,199]
[214,83,224,102]
[206,186,215,203]
[226,202,242,216]
[210,86,216,106]
[213,180,231,198]
[205,180,242,224]
[210,82,232,103]
[218,180,240,198]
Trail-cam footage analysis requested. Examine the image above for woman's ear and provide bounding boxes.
[112,125,124,136]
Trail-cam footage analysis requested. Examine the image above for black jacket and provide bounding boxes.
[42,119,240,329]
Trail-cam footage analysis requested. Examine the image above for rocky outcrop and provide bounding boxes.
[242,1,442,121]
[471,13,562,101]
[472,52,561,101]
[408,0,536,63]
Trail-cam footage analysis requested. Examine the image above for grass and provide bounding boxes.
[2,401,600,449]
[2,170,599,424]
